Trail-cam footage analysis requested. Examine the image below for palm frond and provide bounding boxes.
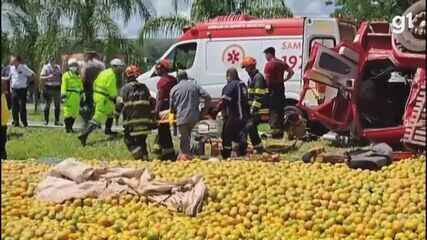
[140,16,191,40]
[109,0,154,23]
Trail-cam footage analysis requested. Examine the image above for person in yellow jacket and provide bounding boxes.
[1,91,10,159]
[61,58,83,133]
[78,58,125,146]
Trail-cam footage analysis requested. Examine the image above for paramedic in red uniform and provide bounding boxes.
[154,59,177,160]
[263,47,294,139]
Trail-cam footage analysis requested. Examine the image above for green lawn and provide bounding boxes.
[6,126,347,162]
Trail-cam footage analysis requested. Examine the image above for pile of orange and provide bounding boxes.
[1,156,425,240]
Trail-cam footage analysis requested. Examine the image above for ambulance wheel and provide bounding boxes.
[393,0,426,53]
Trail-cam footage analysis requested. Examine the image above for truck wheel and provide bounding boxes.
[283,106,328,137]
[393,0,426,53]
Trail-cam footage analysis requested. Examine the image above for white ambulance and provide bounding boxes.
[138,15,355,105]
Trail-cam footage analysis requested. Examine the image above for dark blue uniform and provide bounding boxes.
[220,79,249,158]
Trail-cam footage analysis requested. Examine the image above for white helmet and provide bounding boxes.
[110,58,124,67]
[68,58,78,66]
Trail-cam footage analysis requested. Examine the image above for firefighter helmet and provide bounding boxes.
[241,56,257,68]
[125,64,143,78]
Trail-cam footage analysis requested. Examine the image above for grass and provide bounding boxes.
[6,125,348,162]
[6,104,349,161]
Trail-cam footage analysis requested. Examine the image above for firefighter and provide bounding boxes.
[241,56,267,153]
[78,58,125,146]
[263,47,294,139]
[61,58,83,133]
[211,67,249,159]
[153,59,177,160]
[116,65,156,160]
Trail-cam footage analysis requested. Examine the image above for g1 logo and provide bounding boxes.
[391,12,415,34]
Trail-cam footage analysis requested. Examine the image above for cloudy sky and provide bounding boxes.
[2,0,336,39]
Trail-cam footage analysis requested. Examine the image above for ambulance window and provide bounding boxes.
[309,38,336,57]
[318,52,351,75]
[165,42,197,72]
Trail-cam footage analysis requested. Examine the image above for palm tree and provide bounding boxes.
[2,0,154,69]
[141,0,293,39]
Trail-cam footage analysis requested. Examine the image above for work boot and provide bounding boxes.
[44,111,49,125]
[78,122,98,146]
[221,147,232,159]
[64,118,72,133]
[54,108,61,125]
[254,145,265,154]
[104,117,118,136]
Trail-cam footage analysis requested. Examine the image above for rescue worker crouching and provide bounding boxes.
[241,56,267,153]
[211,67,249,159]
[116,65,156,160]
[78,58,125,146]
[152,59,177,160]
[61,58,83,133]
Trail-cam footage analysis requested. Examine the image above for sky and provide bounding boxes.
[2,0,337,39]
[120,0,337,38]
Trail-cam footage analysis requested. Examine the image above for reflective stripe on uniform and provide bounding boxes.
[254,88,268,94]
[248,88,268,95]
[251,100,262,108]
[66,89,81,94]
[124,100,150,108]
[258,108,269,114]
[129,130,151,136]
[222,95,232,101]
[223,146,232,150]
[123,118,155,126]
[94,85,109,93]
[131,146,142,154]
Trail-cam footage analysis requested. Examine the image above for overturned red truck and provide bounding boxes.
[294,1,425,152]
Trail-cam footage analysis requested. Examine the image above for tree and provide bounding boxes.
[333,0,413,22]
[1,32,11,65]
[141,0,293,39]
[2,0,154,70]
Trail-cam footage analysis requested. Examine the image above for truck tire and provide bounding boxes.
[283,106,328,137]
[393,0,426,53]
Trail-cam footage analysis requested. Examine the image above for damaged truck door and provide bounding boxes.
[299,43,359,131]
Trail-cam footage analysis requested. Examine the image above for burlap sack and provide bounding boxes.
[35,159,207,216]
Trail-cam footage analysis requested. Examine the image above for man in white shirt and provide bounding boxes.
[40,56,62,125]
[4,56,35,127]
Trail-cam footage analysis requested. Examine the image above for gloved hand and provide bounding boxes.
[250,108,256,116]
[61,94,66,103]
